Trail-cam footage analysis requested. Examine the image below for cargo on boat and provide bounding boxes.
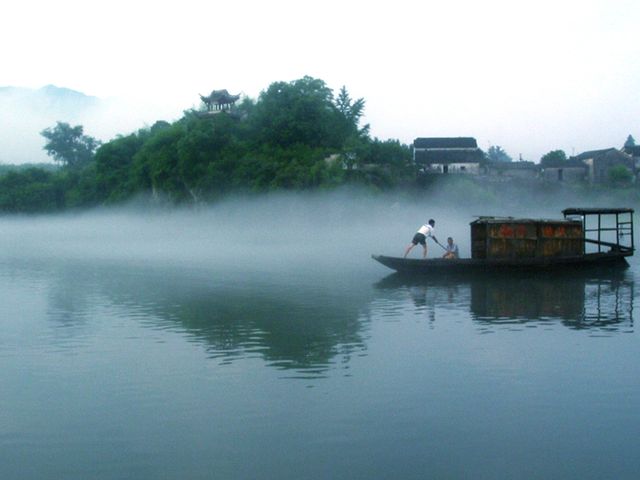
[372,208,634,274]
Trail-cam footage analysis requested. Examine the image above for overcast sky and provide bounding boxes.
[2,0,639,161]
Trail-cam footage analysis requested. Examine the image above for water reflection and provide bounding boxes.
[4,255,636,385]
[375,269,635,331]
[17,260,372,378]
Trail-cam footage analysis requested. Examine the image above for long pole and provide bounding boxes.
[433,238,447,251]
[598,213,601,253]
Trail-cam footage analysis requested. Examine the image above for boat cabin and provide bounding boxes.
[471,217,583,259]
[471,208,635,260]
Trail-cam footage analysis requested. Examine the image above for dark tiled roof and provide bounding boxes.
[413,137,478,149]
[570,148,634,170]
[415,149,485,165]
[543,159,588,168]
[571,148,618,160]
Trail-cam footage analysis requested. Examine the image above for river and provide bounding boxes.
[1,197,638,479]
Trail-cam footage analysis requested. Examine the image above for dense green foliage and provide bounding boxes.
[41,122,101,168]
[1,77,635,214]
[0,163,59,175]
[0,168,63,212]
[0,76,414,212]
[608,165,633,186]
[540,149,568,166]
[486,145,512,162]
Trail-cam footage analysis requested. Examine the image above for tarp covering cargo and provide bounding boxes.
[470,218,583,259]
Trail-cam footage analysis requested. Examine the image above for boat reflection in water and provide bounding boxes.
[375,269,635,331]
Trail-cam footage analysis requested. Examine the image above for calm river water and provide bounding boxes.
[1,203,638,479]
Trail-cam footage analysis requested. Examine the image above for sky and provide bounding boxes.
[1,0,639,162]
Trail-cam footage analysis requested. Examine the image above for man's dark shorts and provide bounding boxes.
[411,232,426,246]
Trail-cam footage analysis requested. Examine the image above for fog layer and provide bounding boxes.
[0,189,620,277]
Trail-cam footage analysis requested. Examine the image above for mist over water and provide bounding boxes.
[0,190,459,271]
[0,187,603,266]
[1,190,638,480]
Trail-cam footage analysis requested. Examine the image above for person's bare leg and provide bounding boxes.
[404,244,414,258]
[423,245,428,258]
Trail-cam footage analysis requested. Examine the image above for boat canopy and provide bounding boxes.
[562,207,634,254]
[562,207,634,215]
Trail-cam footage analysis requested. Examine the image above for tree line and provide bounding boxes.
[1,76,636,213]
[0,76,414,213]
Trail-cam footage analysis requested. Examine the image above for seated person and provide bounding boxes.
[442,237,459,259]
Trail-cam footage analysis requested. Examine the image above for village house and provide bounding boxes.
[413,137,485,174]
[541,158,588,183]
[571,148,634,184]
[622,145,640,173]
[413,138,637,185]
[483,161,540,180]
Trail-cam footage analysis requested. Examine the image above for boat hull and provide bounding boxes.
[372,252,630,274]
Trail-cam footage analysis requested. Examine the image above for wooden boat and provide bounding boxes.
[373,208,634,274]
[372,251,630,273]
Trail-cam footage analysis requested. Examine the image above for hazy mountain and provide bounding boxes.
[0,85,181,165]
[0,85,100,111]
[0,85,106,164]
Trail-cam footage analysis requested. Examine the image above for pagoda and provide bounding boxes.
[199,89,240,112]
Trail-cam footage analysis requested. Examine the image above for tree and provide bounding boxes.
[608,165,633,186]
[0,168,62,212]
[334,86,369,138]
[131,123,185,200]
[334,86,371,171]
[540,150,567,166]
[94,132,146,202]
[352,138,413,188]
[624,135,636,148]
[486,145,512,162]
[176,113,247,199]
[250,76,345,150]
[41,122,100,169]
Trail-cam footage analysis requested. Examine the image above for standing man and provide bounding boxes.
[404,219,438,258]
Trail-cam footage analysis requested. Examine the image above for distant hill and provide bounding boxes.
[0,85,100,111]
[0,85,103,164]
[1,85,186,166]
